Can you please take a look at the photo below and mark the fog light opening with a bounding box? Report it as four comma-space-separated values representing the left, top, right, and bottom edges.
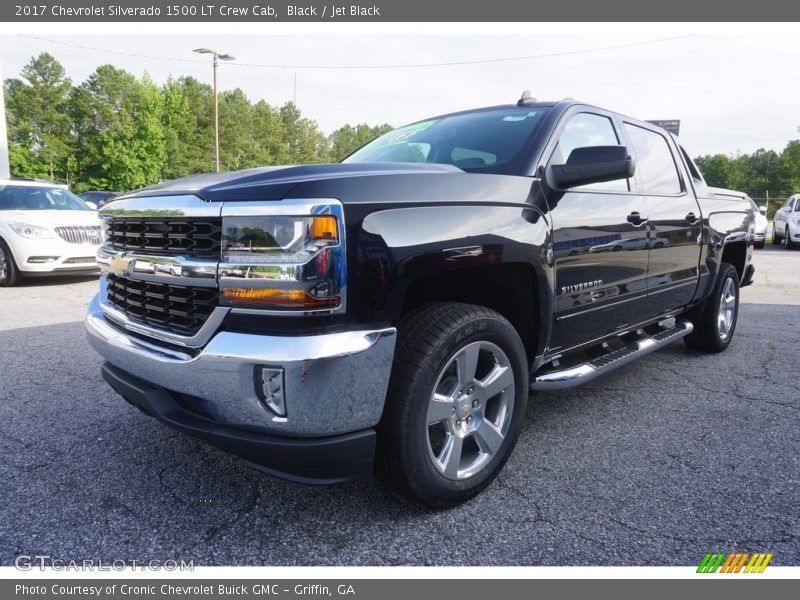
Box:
27, 256, 60, 263
254, 366, 286, 417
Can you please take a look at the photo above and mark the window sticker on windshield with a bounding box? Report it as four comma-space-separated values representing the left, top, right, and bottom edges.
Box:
502, 112, 538, 122
378, 120, 437, 145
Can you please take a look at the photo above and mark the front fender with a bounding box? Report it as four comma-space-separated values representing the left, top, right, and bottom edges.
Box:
348, 203, 553, 356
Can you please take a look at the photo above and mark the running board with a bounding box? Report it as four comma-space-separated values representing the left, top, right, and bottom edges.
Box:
531, 320, 694, 391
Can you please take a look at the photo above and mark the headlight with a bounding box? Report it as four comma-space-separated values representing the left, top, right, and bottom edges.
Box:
8, 221, 52, 239
219, 201, 346, 313
793, 218, 800, 226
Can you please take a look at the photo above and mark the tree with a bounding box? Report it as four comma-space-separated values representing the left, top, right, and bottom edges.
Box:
4, 53, 74, 181
280, 102, 329, 163
770, 141, 800, 196
160, 76, 215, 177
328, 122, 393, 162
70, 65, 166, 191
3, 53, 397, 189
694, 154, 738, 190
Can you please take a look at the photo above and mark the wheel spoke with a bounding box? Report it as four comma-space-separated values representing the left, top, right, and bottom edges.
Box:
455, 343, 480, 387
478, 364, 514, 400
718, 313, 728, 337
438, 434, 464, 479
427, 393, 454, 424
474, 419, 505, 455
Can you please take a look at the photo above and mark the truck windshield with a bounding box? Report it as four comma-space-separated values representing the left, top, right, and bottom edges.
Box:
343, 107, 548, 175
0, 185, 91, 211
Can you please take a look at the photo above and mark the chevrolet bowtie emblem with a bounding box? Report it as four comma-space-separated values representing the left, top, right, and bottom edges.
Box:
109, 252, 131, 277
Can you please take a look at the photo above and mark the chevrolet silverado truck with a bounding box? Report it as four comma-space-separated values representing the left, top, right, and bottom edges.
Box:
86, 96, 755, 507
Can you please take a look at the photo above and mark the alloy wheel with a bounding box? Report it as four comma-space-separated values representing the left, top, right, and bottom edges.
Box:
717, 277, 737, 341
0, 245, 7, 282
425, 341, 515, 480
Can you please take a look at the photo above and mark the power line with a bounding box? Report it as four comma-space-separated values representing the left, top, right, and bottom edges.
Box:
19, 34, 696, 70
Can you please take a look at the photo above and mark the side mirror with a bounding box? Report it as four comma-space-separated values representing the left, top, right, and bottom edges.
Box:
758, 205, 767, 214
548, 145, 635, 189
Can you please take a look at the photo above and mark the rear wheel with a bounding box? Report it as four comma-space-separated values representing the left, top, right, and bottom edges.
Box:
377, 302, 528, 508
0, 240, 21, 287
684, 262, 739, 353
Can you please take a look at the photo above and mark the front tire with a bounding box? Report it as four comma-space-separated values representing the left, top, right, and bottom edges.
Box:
771, 223, 781, 245
684, 263, 739, 353
377, 302, 528, 508
784, 226, 796, 249
0, 240, 21, 287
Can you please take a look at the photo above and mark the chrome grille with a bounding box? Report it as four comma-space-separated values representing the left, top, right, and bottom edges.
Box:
106, 274, 218, 336
55, 226, 102, 245
104, 218, 222, 256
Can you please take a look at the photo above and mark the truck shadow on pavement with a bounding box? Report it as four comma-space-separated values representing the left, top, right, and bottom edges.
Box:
0, 304, 797, 566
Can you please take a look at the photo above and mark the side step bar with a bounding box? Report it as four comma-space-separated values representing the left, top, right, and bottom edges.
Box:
531, 320, 694, 391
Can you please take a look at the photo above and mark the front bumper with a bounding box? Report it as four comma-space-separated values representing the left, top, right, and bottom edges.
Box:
86, 293, 397, 437
9, 236, 100, 274
87, 291, 396, 482
101, 363, 376, 483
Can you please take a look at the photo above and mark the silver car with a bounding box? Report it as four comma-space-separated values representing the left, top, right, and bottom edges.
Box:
772, 194, 800, 249
747, 197, 768, 248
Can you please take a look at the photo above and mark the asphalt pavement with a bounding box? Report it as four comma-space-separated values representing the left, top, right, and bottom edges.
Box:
1, 245, 798, 566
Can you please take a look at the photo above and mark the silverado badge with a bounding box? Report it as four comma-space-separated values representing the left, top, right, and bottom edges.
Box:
561, 280, 603, 295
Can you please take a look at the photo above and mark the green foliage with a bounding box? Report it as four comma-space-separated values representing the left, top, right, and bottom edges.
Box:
329, 122, 393, 162
695, 147, 796, 199
3, 53, 393, 192
4, 53, 74, 182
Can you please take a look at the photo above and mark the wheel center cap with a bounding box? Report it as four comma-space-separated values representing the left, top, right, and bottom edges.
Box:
456, 399, 472, 419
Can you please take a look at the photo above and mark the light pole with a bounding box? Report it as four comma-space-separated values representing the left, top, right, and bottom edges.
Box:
194, 48, 236, 173
0, 62, 10, 179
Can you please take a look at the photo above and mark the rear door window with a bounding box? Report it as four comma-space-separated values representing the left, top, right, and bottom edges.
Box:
623, 123, 683, 195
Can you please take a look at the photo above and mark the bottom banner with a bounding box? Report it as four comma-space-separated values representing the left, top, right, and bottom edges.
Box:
3, 579, 794, 600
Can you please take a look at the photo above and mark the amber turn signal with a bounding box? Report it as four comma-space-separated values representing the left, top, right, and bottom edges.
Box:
221, 287, 340, 309
309, 215, 338, 241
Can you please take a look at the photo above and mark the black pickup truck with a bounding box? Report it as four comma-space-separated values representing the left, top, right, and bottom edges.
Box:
86, 96, 755, 507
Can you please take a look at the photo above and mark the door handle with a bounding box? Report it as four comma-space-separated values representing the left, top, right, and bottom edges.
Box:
685, 212, 699, 224
627, 211, 646, 226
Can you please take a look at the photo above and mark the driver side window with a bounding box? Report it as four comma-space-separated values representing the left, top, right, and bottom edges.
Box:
549, 112, 629, 192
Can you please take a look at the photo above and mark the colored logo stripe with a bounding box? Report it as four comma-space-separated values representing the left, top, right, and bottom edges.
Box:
697, 552, 773, 573
745, 553, 773, 573
697, 553, 726, 573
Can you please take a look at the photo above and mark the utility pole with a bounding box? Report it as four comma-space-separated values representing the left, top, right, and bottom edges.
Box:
193, 48, 236, 173
765, 154, 774, 212
0, 63, 10, 179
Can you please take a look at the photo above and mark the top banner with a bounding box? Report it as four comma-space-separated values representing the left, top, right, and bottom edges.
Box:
3, 0, 800, 22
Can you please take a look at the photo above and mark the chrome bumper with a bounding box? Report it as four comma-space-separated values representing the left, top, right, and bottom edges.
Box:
85, 293, 397, 436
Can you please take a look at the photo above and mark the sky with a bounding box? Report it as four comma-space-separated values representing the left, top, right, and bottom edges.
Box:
1, 33, 798, 157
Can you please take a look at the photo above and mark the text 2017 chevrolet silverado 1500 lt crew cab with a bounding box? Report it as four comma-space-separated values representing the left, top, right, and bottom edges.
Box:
86, 96, 755, 507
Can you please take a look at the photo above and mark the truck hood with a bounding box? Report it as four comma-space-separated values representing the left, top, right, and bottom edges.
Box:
117, 163, 465, 203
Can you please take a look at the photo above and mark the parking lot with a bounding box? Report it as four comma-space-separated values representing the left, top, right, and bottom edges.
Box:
1, 245, 798, 566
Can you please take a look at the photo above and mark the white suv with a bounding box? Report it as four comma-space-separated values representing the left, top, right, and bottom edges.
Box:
0, 179, 102, 286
